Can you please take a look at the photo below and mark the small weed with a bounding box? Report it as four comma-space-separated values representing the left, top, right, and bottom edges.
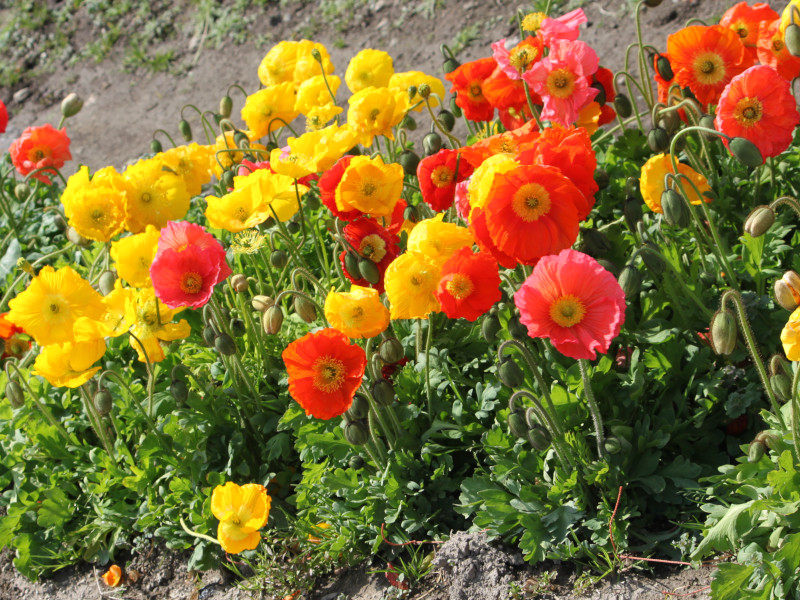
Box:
449, 23, 481, 57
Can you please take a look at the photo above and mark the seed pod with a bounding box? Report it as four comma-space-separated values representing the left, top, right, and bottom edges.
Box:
618, 265, 642, 299
286, 221, 301, 235
786, 24, 800, 57
371, 378, 395, 407
358, 258, 380, 285
294, 296, 317, 323
379, 337, 404, 364
398, 150, 421, 176
220, 95, 233, 119
481, 314, 502, 343
507, 315, 528, 340
507, 409, 529, 438
98, 270, 117, 296
710, 309, 737, 355
399, 115, 417, 131
437, 110, 456, 132
61, 93, 84, 118
661, 189, 689, 227
270, 249, 289, 269
748, 440, 766, 463
263, 306, 284, 334
94, 389, 113, 416
729, 137, 763, 167
344, 421, 370, 446
771, 373, 792, 402
594, 168, 610, 190
344, 252, 361, 279
774, 279, 799, 311
179, 119, 193, 142
230, 273, 249, 293
203, 325, 217, 346
527, 424, 552, 451
443, 57, 460, 74
743, 206, 775, 238
349, 454, 365, 469
214, 333, 237, 356
498, 357, 525, 388
230, 318, 246, 337
647, 127, 670, 153
251, 295, 275, 312
640, 243, 665, 275
170, 379, 189, 404
5, 381, 24, 408
346, 394, 370, 421
614, 94, 633, 119
423, 132, 443, 156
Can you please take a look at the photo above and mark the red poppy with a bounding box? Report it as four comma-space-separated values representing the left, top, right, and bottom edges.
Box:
757, 19, 800, 81
0, 312, 30, 361
517, 126, 597, 220
339, 217, 400, 293
715, 65, 800, 159
666, 25, 752, 106
417, 149, 475, 212
436, 248, 501, 321
482, 67, 533, 112
720, 1, 778, 60
319, 155, 363, 221
468, 206, 518, 270
282, 328, 366, 420
0, 100, 7, 134
445, 57, 497, 122
460, 120, 540, 167
9, 124, 72, 184
514, 249, 626, 360
592, 67, 617, 125
498, 106, 535, 130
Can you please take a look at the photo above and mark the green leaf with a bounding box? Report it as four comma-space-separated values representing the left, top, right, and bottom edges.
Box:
36, 488, 71, 532
710, 563, 756, 600
692, 501, 755, 559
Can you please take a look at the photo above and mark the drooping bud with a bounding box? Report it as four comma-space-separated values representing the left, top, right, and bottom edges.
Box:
498, 357, 525, 388
710, 309, 737, 355
270, 249, 289, 269
661, 189, 689, 227
400, 115, 417, 131
170, 379, 189, 404
698, 114, 717, 140
776, 271, 800, 310
214, 333, 237, 356
230, 273, 249, 293
150, 139, 163, 154
640, 243, 665, 275
263, 305, 284, 334
647, 127, 670, 153
590, 82, 606, 106
655, 54, 673, 81
594, 168, 610, 190
442, 57, 460, 74
658, 110, 680, 135
358, 258, 380, 285
294, 296, 317, 323
785, 24, 800, 57
202, 324, 217, 346
613, 94, 633, 119
343, 252, 361, 279
748, 440, 766, 463
219, 95, 233, 119
286, 221, 301, 235
179, 119, 193, 142
481, 314, 502, 343
94, 388, 113, 416
66, 226, 92, 247
578, 228, 611, 258
344, 420, 370, 446
423, 132, 443, 156
406, 85, 418, 100
61, 93, 84, 118
346, 394, 370, 421
604, 436, 622, 454
527, 424, 552, 451
729, 137, 763, 167
5, 381, 24, 409
379, 337, 405, 364
398, 150, 421, 176
596, 259, 620, 278
349, 454, 365, 469
449, 96, 462, 118
743, 205, 775, 238
230, 318, 246, 337
14, 182, 30, 200
771, 373, 792, 402
371, 378, 395, 407
251, 295, 275, 312
507, 314, 528, 340
618, 265, 642, 299
98, 270, 117, 295
437, 110, 456, 132
623, 194, 643, 232
507, 407, 529, 438
221, 170, 235, 189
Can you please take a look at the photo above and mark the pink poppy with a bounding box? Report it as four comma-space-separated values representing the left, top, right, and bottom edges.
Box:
539, 8, 587, 46
514, 249, 626, 360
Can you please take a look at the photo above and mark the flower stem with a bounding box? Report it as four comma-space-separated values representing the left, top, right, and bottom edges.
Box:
579, 359, 605, 459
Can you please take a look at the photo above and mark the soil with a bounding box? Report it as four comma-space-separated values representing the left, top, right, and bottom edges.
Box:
0, 0, 782, 598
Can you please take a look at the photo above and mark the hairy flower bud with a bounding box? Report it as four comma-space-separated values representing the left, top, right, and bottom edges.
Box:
710, 309, 737, 355
743, 206, 775, 238
270, 249, 289, 269
423, 132, 443, 156
219, 95, 233, 119
293, 296, 317, 323
647, 127, 670, 153
785, 24, 800, 57
507, 408, 528, 438
61, 93, 84, 118
170, 379, 189, 404
379, 337, 404, 364
346, 394, 370, 421
776, 271, 800, 310
230, 273, 249, 293
661, 189, 689, 227
94, 388, 113, 416
5, 381, 24, 409
263, 306, 284, 334
98, 270, 117, 296
344, 420, 370, 446
527, 424, 551, 451
251, 295, 275, 312
481, 314, 502, 343
417, 83, 431, 98
398, 150, 421, 176
358, 258, 380, 285
371, 378, 395, 407
498, 357, 525, 388
179, 119, 193, 142
214, 333, 237, 356
618, 265, 642, 299
729, 137, 763, 167
655, 54, 674, 81
613, 94, 633, 119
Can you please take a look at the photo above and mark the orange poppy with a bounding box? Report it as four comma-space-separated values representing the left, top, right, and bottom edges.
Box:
282, 328, 367, 420
445, 57, 497, 122
757, 19, 800, 81
720, 1, 778, 60
436, 248, 501, 322
482, 67, 533, 112
101, 565, 123, 587
9, 124, 71, 184
666, 25, 752, 106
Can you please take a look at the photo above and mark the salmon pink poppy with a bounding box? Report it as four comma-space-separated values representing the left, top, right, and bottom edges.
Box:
757, 19, 800, 81
491, 36, 544, 80
282, 328, 366, 420
9, 124, 72, 184
417, 149, 475, 212
538, 8, 587, 46
715, 65, 800, 159
720, 1, 778, 60
514, 249, 626, 360
436, 248, 501, 321
445, 57, 497, 122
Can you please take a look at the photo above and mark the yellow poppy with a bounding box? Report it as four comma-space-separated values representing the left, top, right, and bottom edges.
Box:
294, 124, 357, 170
384, 252, 442, 320
126, 287, 191, 363
241, 82, 300, 140
306, 104, 343, 132
324, 285, 390, 338
211, 482, 271, 554
345, 48, 394, 93
268, 146, 318, 180
111, 225, 160, 288
347, 87, 407, 147
123, 157, 191, 232
388, 71, 446, 111
295, 74, 341, 114
293, 40, 335, 84
32, 338, 106, 388
61, 165, 127, 242
160, 143, 215, 197
639, 153, 711, 214
335, 155, 404, 217
407, 215, 474, 267
466, 153, 518, 214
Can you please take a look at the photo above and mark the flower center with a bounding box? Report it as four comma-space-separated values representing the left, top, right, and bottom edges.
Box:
693, 52, 726, 85
468, 83, 483, 99
522, 12, 546, 32
236, 206, 249, 222
32, 148, 47, 161
350, 306, 365, 322
733, 23, 748, 39
772, 36, 785, 53
91, 209, 105, 223
180, 272, 203, 294
360, 234, 387, 262
431, 165, 453, 188
360, 180, 377, 197
141, 192, 152, 204
545, 69, 575, 99
313, 356, 346, 393
369, 108, 381, 121
733, 97, 763, 127
445, 273, 474, 300
510, 46, 537, 73
549, 295, 586, 327
511, 182, 551, 222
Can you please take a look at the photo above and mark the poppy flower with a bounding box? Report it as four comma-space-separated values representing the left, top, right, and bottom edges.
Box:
523, 39, 599, 126
211, 482, 271, 554
406, 215, 474, 267
101, 565, 123, 587
482, 67, 533, 113
514, 249, 626, 360
538, 8, 587, 46
416, 149, 475, 212
715, 65, 800, 159
345, 48, 394, 93
0, 100, 7, 134
666, 25, 752, 106
336, 155, 404, 217
282, 328, 366, 419
720, 1, 778, 60
0, 313, 30, 361
639, 153, 711, 213
111, 226, 161, 288
9, 124, 72, 184
592, 66, 617, 125
324, 285, 390, 339
468, 206, 518, 270
492, 36, 545, 80
156, 221, 231, 269
384, 252, 442, 320
347, 87, 406, 147
445, 57, 498, 122
33, 339, 107, 388
320, 155, 362, 221
126, 288, 190, 363
241, 82, 300, 140
161, 143, 215, 197
483, 164, 583, 265
757, 19, 800, 81
123, 156, 191, 233
339, 217, 400, 293
388, 70, 446, 111
436, 248, 501, 321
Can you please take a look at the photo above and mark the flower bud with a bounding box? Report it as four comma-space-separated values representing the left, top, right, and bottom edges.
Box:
263, 305, 284, 334
658, 110, 680, 135
423, 132, 443, 156
481, 314, 502, 343
417, 83, 431, 98
590, 82, 606, 106
771, 373, 792, 402
233, 131, 249, 147
346, 394, 370, 421
294, 296, 317, 323
498, 357, 525, 388
748, 440, 766, 463
170, 379, 189, 404
449, 96, 462, 118
343, 252, 361, 279
743, 206, 775, 238
640, 242, 665, 274
286, 221, 301, 235
150, 139, 163, 154
358, 258, 380, 285
398, 150, 421, 175
251, 295, 275, 312
5, 381, 24, 409
94, 389, 113, 416
578, 228, 611, 258
729, 137, 763, 167
655, 54, 673, 81
775, 271, 800, 310
507, 314, 528, 340
14, 182, 31, 200
406, 85, 418, 100
507, 409, 528, 438
710, 309, 737, 355
437, 110, 456, 132
786, 24, 800, 57
614, 94, 633, 119
230, 273, 249, 293
379, 337, 404, 364
594, 168, 610, 190
527, 424, 551, 451
178, 119, 193, 142
16, 258, 34, 276
400, 115, 417, 130
311, 48, 322, 62
221, 170, 235, 189
66, 226, 92, 247
698, 114, 717, 140
442, 57, 460, 74
755, 430, 779, 449
596, 259, 620, 278
623, 194, 643, 231
230, 318, 246, 337
661, 189, 689, 227
647, 127, 670, 153
604, 436, 622, 454
270, 249, 289, 269
214, 332, 237, 355
349, 454, 365, 469
202, 324, 217, 346
344, 420, 370, 446
371, 378, 395, 407
61, 93, 84, 118
618, 265, 642, 300
220, 95, 233, 119
98, 270, 117, 295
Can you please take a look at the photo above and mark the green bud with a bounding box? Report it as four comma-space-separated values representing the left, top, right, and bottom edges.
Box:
618, 265, 641, 300
406, 85, 418, 100
481, 314, 502, 343
450, 97, 462, 118
647, 127, 670, 153
785, 24, 800, 57
613, 94, 633, 119
398, 150, 421, 176
61, 93, 84, 118
604, 436, 622, 454
14, 182, 31, 200
5, 381, 24, 409
596, 259, 620, 278
710, 309, 737, 356
358, 258, 380, 285
221, 170, 235, 189
251, 295, 275, 312
98, 270, 117, 296
698, 114, 717, 140
423, 132, 443, 156
263, 306, 284, 334
655, 55, 673, 81
270, 249, 289, 269
372, 378, 395, 407
640, 242, 665, 274
179, 119, 193, 142
623, 194, 643, 231
149, 139, 163, 155
230, 318, 246, 337
286, 221, 301, 235
399, 115, 417, 131
507, 315, 528, 340
443, 57, 460, 74
203, 325, 217, 346
661, 189, 689, 227
344, 421, 370, 446
214, 333, 237, 356
498, 358, 525, 388
349, 454, 365, 469
220, 95, 233, 119
293, 296, 317, 323
417, 83, 431, 98
437, 110, 456, 132
234, 131, 249, 147
344, 252, 361, 279
230, 273, 249, 293
658, 110, 680, 135
66, 226, 92, 247
594, 168, 610, 190
507, 410, 529, 438
743, 206, 775, 238
771, 373, 792, 403
94, 389, 113, 416
729, 137, 763, 167
170, 379, 189, 404
527, 424, 551, 451
346, 394, 370, 421
748, 440, 766, 463
590, 82, 606, 106
379, 337, 405, 364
